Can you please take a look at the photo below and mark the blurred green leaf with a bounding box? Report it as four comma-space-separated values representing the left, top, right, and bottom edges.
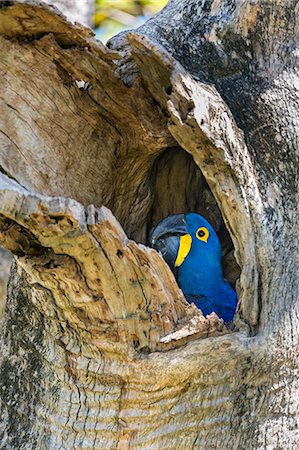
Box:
94, 0, 168, 43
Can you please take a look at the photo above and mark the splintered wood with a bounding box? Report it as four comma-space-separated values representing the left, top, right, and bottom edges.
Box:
0, 173, 226, 354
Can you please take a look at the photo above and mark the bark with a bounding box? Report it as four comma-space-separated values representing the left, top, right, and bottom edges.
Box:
0, 0, 90, 318
0, 1, 298, 449
0, 248, 11, 316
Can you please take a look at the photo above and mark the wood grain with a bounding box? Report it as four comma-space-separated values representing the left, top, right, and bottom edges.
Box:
0, 1, 298, 449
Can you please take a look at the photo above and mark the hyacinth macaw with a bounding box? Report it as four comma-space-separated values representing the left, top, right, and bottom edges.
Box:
150, 213, 237, 323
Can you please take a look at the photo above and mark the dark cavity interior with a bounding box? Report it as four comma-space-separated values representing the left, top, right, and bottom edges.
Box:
147, 148, 240, 287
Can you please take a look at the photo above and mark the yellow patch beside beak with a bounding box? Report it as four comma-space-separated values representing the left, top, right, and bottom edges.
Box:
175, 234, 192, 267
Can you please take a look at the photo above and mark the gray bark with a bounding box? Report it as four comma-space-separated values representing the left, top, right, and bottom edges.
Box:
0, 248, 11, 316
0, 1, 298, 449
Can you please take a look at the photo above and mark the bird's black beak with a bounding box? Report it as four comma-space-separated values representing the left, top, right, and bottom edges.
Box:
149, 214, 189, 271
149, 214, 187, 246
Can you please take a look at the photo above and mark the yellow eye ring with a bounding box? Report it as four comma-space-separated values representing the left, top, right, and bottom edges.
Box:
196, 227, 209, 243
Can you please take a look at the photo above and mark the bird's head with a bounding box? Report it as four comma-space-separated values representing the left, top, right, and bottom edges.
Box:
149, 213, 222, 273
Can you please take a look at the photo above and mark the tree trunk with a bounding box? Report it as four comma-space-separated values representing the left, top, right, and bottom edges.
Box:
0, 0, 91, 319
0, 247, 11, 316
0, 1, 298, 449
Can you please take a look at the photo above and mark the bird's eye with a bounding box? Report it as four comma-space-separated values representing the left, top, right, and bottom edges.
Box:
196, 227, 209, 243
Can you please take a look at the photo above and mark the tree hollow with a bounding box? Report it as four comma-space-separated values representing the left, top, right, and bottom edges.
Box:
147, 147, 241, 287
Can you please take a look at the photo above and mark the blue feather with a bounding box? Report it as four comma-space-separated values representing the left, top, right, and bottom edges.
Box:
150, 213, 237, 323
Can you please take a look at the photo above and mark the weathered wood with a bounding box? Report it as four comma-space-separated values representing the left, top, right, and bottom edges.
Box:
0, 1, 298, 449
0, 172, 226, 353
0, 247, 11, 316
0, 0, 93, 317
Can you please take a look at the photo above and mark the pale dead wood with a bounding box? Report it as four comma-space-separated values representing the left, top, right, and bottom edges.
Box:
0, 172, 227, 354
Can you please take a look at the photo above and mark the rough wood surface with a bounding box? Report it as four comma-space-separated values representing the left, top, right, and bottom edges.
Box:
0, 247, 12, 316
0, 0, 90, 320
0, 1, 298, 449
0, 172, 226, 353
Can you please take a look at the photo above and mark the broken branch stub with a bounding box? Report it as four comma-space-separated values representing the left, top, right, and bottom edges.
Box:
0, 173, 226, 353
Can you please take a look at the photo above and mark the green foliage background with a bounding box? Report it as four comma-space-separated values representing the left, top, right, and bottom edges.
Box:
94, 0, 168, 42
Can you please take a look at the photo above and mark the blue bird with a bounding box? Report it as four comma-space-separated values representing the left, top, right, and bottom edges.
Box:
150, 213, 237, 323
